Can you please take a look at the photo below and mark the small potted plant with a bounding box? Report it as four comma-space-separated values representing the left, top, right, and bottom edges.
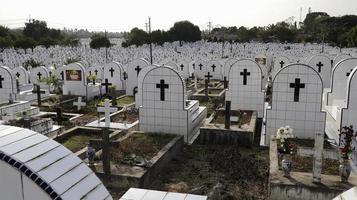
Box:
339, 126, 354, 182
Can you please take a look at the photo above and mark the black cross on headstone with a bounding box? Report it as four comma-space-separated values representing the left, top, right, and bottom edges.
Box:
199, 63, 203, 70
0, 75, 4, 88
180, 64, 184, 71
89, 71, 92, 75
60, 71, 64, 80
133, 87, 138, 100
316, 61, 324, 73
123, 72, 128, 80
192, 63, 195, 70
346, 69, 353, 77
156, 79, 169, 101
205, 72, 213, 82
135, 65, 141, 76
37, 72, 42, 80
223, 76, 228, 88
94, 69, 98, 76
279, 60, 285, 68
289, 78, 305, 102
15, 72, 20, 78
211, 64, 216, 72
109, 68, 115, 77
240, 69, 251, 85
101, 78, 112, 93
189, 73, 195, 79
49, 71, 52, 76
16, 79, 20, 93
204, 79, 209, 100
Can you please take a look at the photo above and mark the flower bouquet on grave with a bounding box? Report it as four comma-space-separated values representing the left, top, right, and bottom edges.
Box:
339, 126, 354, 182
276, 126, 295, 177
277, 126, 295, 155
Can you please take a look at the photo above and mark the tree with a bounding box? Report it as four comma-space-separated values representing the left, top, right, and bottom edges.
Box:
0, 37, 13, 51
169, 21, 201, 45
89, 34, 110, 49
345, 26, 357, 47
151, 30, 165, 45
23, 19, 49, 41
14, 36, 37, 53
125, 28, 149, 47
40, 37, 58, 48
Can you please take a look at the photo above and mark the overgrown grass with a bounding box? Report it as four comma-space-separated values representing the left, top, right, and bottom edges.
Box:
62, 134, 101, 152
117, 96, 134, 105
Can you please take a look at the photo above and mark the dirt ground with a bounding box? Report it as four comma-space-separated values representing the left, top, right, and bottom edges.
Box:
71, 113, 98, 126
111, 112, 138, 124
147, 145, 269, 200
107, 120, 269, 200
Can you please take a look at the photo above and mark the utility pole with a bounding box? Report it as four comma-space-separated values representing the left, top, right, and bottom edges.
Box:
149, 17, 153, 65
105, 30, 108, 63
145, 22, 149, 32
321, 33, 325, 53
207, 20, 212, 34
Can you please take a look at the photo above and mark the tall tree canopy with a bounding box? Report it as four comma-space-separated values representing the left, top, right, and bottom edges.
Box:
89, 33, 111, 49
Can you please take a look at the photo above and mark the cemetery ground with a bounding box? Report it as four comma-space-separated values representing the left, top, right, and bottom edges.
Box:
107, 136, 270, 200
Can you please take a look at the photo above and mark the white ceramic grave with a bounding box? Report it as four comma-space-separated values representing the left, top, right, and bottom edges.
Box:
0, 125, 113, 200
265, 64, 326, 144
62, 62, 104, 99
12, 66, 29, 86
103, 61, 125, 91
272, 56, 290, 79
326, 58, 357, 107
29, 66, 50, 86
206, 60, 223, 80
226, 59, 265, 117
176, 59, 190, 79
307, 54, 332, 88
0, 66, 16, 104
126, 58, 149, 96
194, 60, 207, 79
137, 65, 206, 143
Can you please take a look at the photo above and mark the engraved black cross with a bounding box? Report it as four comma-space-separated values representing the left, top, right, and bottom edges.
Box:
279, 60, 285, 68
135, 66, 141, 76
37, 72, 42, 80
240, 69, 250, 85
289, 78, 305, 102
211, 64, 216, 72
156, 79, 169, 101
0, 75, 4, 88
109, 68, 115, 77
180, 64, 184, 71
316, 61, 323, 73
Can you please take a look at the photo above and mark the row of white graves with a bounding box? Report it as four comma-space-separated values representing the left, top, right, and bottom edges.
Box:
0, 66, 41, 120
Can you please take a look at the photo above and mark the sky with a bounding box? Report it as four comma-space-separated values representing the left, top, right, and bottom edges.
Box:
1, 0, 357, 32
